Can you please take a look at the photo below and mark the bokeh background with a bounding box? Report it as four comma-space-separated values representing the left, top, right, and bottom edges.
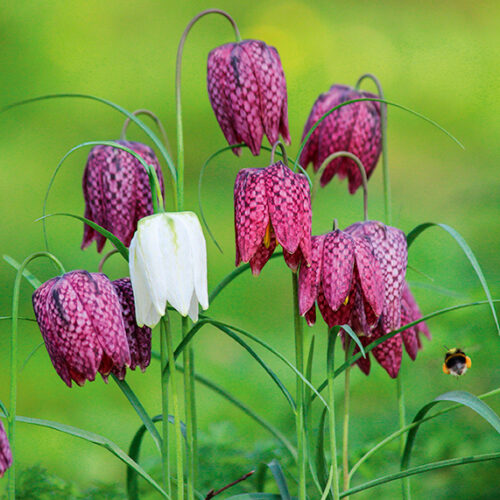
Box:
1, 0, 499, 498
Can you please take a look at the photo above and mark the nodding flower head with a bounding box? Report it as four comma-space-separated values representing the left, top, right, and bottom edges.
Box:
234, 161, 311, 275
300, 84, 381, 194
82, 141, 165, 252
298, 228, 384, 329
111, 278, 152, 379
32, 271, 131, 387
0, 421, 12, 478
207, 39, 290, 156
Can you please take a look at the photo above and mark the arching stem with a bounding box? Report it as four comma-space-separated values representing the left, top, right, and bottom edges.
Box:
98, 249, 118, 274
270, 141, 289, 166
175, 8, 241, 210
9, 252, 65, 499
355, 73, 389, 223
311, 151, 369, 221
120, 109, 172, 155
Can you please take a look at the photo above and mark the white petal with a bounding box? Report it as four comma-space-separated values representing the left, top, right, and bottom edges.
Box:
187, 291, 199, 322
181, 212, 209, 310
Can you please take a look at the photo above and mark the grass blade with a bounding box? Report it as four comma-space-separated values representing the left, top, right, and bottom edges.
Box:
320, 466, 335, 500
401, 390, 500, 470
341, 325, 366, 358
407, 222, 499, 334
3, 255, 43, 288
316, 408, 329, 492
267, 459, 291, 500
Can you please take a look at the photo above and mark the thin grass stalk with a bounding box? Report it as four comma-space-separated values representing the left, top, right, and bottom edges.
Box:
292, 273, 307, 500
160, 319, 172, 497
342, 340, 354, 497
327, 328, 340, 499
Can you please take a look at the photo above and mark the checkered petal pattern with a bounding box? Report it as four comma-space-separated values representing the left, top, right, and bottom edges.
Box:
234, 161, 312, 275
111, 278, 151, 379
0, 421, 12, 478
32, 271, 131, 387
207, 40, 290, 156
347, 221, 407, 333
299, 84, 381, 194
82, 140, 165, 252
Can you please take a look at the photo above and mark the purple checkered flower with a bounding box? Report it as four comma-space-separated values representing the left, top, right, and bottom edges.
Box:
234, 161, 311, 275
207, 39, 290, 156
32, 271, 131, 387
0, 421, 12, 478
111, 278, 152, 379
299, 84, 381, 194
82, 141, 165, 252
346, 282, 430, 378
298, 229, 384, 328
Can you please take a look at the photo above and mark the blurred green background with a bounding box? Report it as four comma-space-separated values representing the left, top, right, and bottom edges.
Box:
1, 0, 499, 498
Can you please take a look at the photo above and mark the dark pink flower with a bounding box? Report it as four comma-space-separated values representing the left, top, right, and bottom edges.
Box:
0, 420, 12, 478
234, 161, 311, 275
346, 282, 430, 378
345, 221, 407, 334
299, 84, 381, 194
111, 278, 151, 379
82, 141, 165, 252
207, 39, 290, 156
32, 271, 131, 387
298, 229, 384, 328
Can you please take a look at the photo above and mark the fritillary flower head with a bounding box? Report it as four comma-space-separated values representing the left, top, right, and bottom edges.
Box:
111, 278, 152, 379
207, 39, 290, 156
32, 271, 131, 387
300, 84, 381, 194
234, 161, 311, 275
82, 141, 165, 252
298, 228, 384, 329
0, 420, 12, 478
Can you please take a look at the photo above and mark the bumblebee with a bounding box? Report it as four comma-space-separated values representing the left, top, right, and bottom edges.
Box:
442, 348, 471, 376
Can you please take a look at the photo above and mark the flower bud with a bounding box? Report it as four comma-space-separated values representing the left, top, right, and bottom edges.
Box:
32, 271, 131, 387
207, 40, 290, 156
129, 212, 209, 327
82, 141, 165, 252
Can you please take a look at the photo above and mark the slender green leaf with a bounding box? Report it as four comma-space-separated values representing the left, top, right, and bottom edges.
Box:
21, 341, 45, 371
37, 213, 129, 261
0, 317, 37, 323
407, 222, 499, 334
127, 414, 186, 500
3, 255, 42, 288
341, 452, 500, 498
0, 93, 177, 181
226, 494, 284, 500
0, 400, 8, 418
316, 408, 329, 491
14, 414, 168, 498
267, 459, 291, 500
111, 375, 162, 453
320, 466, 335, 500
313, 299, 500, 398
340, 324, 366, 358
402, 391, 500, 470
254, 463, 268, 493
407, 281, 466, 299
209, 253, 282, 303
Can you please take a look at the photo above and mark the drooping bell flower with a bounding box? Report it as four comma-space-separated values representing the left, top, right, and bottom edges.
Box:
234, 161, 311, 275
345, 221, 407, 334
0, 421, 12, 478
299, 84, 381, 194
32, 271, 131, 387
207, 39, 290, 156
111, 278, 152, 379
82, 141, 165, 252
345, 282, 430, 378
298, 229, 384, 328
129, 212, 209, 327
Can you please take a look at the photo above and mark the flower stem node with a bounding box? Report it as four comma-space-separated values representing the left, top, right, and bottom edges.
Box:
129, 212, 209, 327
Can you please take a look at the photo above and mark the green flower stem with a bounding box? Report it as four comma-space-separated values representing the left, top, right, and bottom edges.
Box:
120, 108, 172, 155
175, 8, 241, 210
327, 328, 341, 500
342, 340, 355, 497
160, 318, 172, 497
182, 317, 196, 500
397, 376, 411, 499
311, 151, 368, 221
349, 387, 500, 481
162, 316, 184, 500
98, 249, 118, 273
292, 273, 307, 500
270, 141, 289, 166
9, 252, 65, 500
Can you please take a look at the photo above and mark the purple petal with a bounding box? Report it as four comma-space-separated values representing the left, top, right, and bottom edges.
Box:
249, 233, 277, 276
370, 323, 403, 378
0, 420, 12, 478
298, 235, 326, 315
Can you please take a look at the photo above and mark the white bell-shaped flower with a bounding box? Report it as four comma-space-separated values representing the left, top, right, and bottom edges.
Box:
129, 212, 209, 327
